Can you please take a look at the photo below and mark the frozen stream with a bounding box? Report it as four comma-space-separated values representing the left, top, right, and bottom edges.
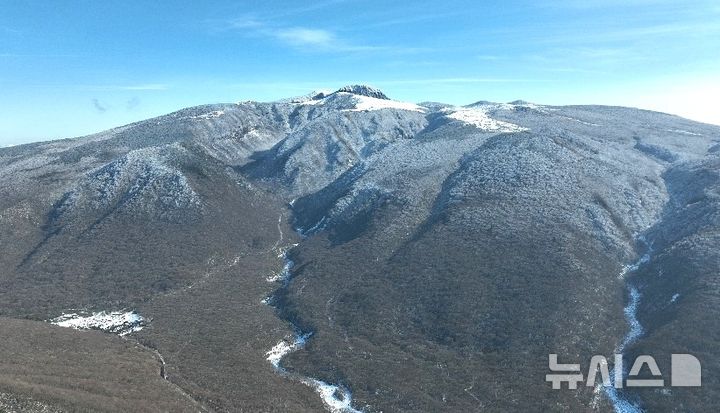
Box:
603, 238, 652, 413
264, 246, 363, 413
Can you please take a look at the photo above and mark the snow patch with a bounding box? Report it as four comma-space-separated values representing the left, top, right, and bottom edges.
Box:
619, 237, 652, 279
297, 98, 325, 106
290, 95, 327, 106
195, 110, 225, 120
499, 102, 543, 111
347, 95, 425, 113
558, 115, 600, 126
299, 216, 328, 237
668, 129, 702, 136
618, 251, 650, 279
174, 110, 226, 121
287, 90, 332, 104
266, 332, 312, 369
50, 310, 145, 336
469, 101, 554, 114
290, 91, 424, 113
443, 107, 528, 133
266, 253, 294, 283
308, 380, 363, 413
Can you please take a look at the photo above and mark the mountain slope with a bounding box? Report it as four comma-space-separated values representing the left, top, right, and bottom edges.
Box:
0, 86, 718, 412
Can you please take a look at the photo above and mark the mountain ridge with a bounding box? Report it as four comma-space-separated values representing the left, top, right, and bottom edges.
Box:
5, 84, 716, 154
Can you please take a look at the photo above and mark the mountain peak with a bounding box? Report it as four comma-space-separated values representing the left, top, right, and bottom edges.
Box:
333, 85, 389, 100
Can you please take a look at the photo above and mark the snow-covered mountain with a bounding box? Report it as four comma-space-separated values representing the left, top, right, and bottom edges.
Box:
1, 85, 718, 413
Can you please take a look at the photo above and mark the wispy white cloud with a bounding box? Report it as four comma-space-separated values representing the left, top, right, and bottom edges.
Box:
224, 17, 263, 30
476, 55, 503, 61
372, 77, 551, 85
247, 0, 352, 19
352, 11, 464, 29
0, 52, 77, 58
269, 26, 395, 52
272, 27, 337, 49
475, 2, 720, 50
591, 21, 720, 41
76, 83, 169, 91
535, 0, 713, 9
9, 83, 170, 92
214, 15, 410, 53
526, 46, 641, 64
1, 26, 21, 34
117, 83, 169, 91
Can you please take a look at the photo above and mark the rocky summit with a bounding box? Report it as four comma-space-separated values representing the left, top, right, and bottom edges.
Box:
333, 84, 390, 100
0, 86, 719, 413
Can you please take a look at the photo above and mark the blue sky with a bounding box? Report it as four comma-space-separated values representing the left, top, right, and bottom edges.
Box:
1, 0, 719, 145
